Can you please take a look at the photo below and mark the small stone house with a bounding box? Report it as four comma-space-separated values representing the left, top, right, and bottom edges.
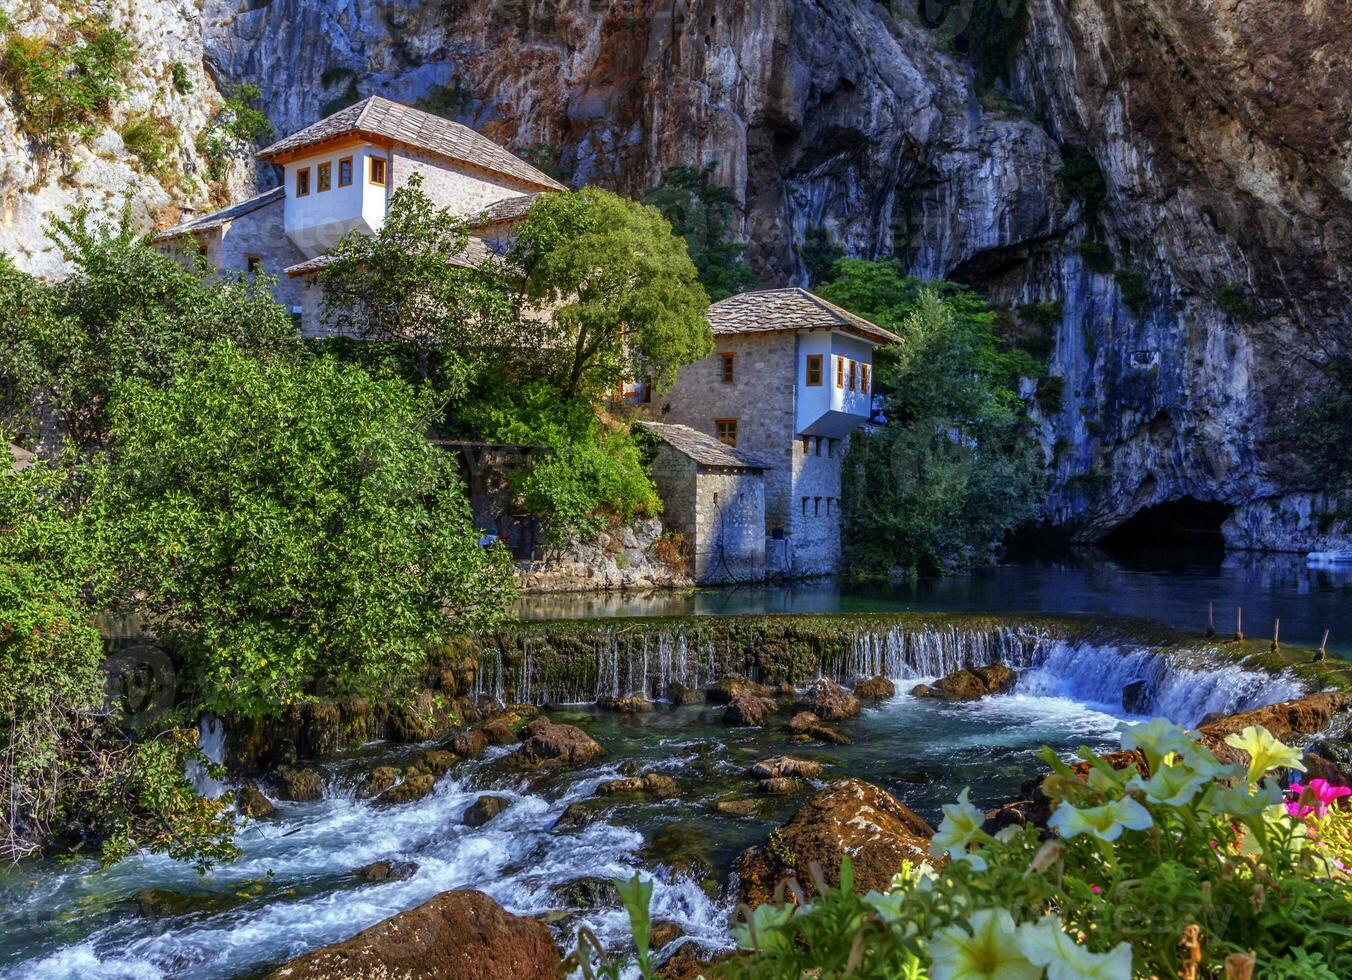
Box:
639, 422, 773, 584
153, 96, 564, 335
645, 288, 899, 580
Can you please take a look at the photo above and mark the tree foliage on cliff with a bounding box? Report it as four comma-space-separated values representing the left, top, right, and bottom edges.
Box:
820, 260, 1043, 577
644, 164, 757, 301
95, 343, 516, 718
512, 187, 713, 398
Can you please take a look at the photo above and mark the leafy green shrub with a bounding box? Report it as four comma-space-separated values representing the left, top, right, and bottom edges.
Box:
96, 343, 516, 718
1076, 239, 1114, 274
1114, 269, 1151, 315
3, 205, 300, 449
1217, 282, 1258, 321
0, 14, 133, 147
802, 227, 844, 287
644, 163, 757, 300
1036, 374, 1065, 416
119, 111, 178, 179
464, 379, 661, 546
415, 79, 472, 119
521, 141, 569, 182
818, 262, 1043, 577
1057, 145, 1107, 214
197, 83, 274, 183
169, 60, 192, 94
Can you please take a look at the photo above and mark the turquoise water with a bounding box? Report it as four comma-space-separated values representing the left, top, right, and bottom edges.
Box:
517, 550, 1352, 656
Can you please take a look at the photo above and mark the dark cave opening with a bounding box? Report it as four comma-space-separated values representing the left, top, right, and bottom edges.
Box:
1100, 496, 1234, 554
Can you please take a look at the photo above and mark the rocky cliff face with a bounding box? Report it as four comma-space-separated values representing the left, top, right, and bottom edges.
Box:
4, 0, 1348, 549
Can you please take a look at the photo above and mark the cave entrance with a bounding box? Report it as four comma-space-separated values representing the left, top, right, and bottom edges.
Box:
1100, 496, 1233, 555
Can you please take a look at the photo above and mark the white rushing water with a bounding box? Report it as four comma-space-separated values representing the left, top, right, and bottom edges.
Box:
2, 749, 731, 980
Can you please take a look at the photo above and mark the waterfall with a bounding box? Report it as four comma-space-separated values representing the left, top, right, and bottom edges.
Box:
188, 714, 228, 799
1017, 640, 1309, 727
474, 619, 1313, 723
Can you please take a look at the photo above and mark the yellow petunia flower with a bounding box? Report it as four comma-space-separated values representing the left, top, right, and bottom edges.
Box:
1223, 725, 1306, 784
927, 908, 1041, 980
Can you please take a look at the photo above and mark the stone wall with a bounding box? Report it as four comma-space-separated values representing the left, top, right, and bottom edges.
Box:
214, 199, 311, 326
514, 517, 691, 592
391, 146, 537, 215
693, 467, 766, 583
789, 432, 846, 577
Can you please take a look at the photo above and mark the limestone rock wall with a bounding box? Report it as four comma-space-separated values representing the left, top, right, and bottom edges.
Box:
3, 0, 1349, 550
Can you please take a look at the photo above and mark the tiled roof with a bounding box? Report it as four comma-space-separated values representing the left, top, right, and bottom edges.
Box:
638, 422, 775, 471
257, 96, 566, 191
284, 235, 496, 278
8, 443, 32, 472
153, 187, 285, 242
467, 193, 539, 228
707, 288, 900, 345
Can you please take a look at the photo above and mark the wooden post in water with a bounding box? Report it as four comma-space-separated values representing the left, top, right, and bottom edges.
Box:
1235, 607, 1244, 642
1316, 629, 1329, 663
1205, 601, 1216, 638
1271, 618, 1280, 653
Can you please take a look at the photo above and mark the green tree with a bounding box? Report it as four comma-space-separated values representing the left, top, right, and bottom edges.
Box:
644, 164, 757, 300
197, 83, 274, 184
319, 173, 519, 384
463, 378, 662, 546
0, 455, 236, 870
512, 187, 713, 398
818, 261, 1043, 577
1, 206, 300, 448
96, 343, 515, 718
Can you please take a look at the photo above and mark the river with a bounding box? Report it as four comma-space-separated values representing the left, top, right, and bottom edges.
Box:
0, 550, 1342, 977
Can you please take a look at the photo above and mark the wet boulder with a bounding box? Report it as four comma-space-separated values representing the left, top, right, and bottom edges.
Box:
665, 682, 705, 706
387, 690, 459, 743
649, 921, 685, 950
707, 678, 772, 704
550, 876, 620, 909
713, 798, 763, 818
723, 695, 776, 726
749, 757, 822, 780
734, 779, 933, 907
642, 823, 712, 880
235, 786, 276, 819
480, 719, 516, 746
464, 795, 512, 828
273, 766, 324, 802
912, 664, 1016, 702
418, 750, 459, 777
853, 676, 896, 700
794, 678, 859, 721
759, 777, 799, 795
354, 766, 400, 800
598, 694, 654, 714
511, 718, 606, 770
352, 859, 419, 883
377, 772, 435, 806
1122, 679, 1153, 714
447, 729, 489, 760
598, 772, 680, 798
787, 711, 820, 733
1198, 692, 1352, 755
264, 889, 559, 979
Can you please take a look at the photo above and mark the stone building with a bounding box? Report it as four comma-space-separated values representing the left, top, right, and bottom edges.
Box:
153, 96, 564, 336
639, 422, 772, 583
645, 288, 899, 579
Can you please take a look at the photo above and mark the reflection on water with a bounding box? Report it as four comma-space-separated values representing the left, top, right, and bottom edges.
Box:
516, 548, 1352, 657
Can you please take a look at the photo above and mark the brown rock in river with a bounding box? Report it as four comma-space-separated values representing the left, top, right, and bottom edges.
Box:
264, 889, 559, 979
464, 795, 511, 828
511, 718, 606, 769
793, 678, 860, 721
723, 695, 776, 726
354, 766, 399, 800
447, 729, 489, 759
734, 778, 933, 907
235, 786, 276, 819
377, 773, 436, 806
351, 859, 418, 883
480, 719, 516, 746
853, 676, 896, 700
749, 756, 822, 780
787, 711, 820, 733
597, 694, 654, 713
273, 766, 324, 802
912, 664, 1016, 701
707, 678, 773, 704
418, 750, 459, 776
759, 777, 799, 795
598, 772, 679, 797
1197, 692, 1352, 764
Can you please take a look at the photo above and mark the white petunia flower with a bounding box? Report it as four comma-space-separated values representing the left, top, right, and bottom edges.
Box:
1048, 797, 1153, 842
927, 908, 1041, 980
1128, 761, 1208, 807
1119, 718, 1196, 769
932, 787, 986, 859
1017, 915, 1132, 979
